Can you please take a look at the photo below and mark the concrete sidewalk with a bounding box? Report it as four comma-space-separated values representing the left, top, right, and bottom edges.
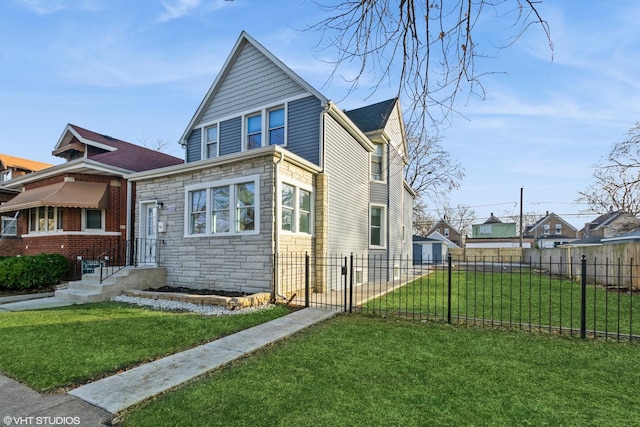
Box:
0, 296, 73, 312
1, 305, 336, 423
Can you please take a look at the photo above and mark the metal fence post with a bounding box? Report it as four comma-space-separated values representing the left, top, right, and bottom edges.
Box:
305, 252, 310, 308
447, 254, 452, 324
349, 253, 354, 313
581, 255, 587, 340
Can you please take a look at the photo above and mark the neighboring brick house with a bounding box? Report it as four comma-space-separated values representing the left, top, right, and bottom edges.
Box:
579, 209, 640, 239
126, 32, 415, 295
426, 219, 463, 246
524, 211, 578, 248
0, 124, 183, 275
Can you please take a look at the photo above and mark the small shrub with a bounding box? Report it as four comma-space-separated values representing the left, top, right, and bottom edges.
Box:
0, 254, 68, 291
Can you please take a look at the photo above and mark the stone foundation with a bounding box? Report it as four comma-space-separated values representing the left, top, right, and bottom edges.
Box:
123, 289, 271, 309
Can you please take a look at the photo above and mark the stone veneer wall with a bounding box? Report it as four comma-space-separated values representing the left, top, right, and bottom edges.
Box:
134, 155, 276, 294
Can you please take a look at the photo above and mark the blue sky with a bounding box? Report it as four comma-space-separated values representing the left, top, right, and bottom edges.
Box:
1, 1, 640, 229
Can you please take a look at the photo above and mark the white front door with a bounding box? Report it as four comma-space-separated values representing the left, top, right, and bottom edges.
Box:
140, 202, 158, 265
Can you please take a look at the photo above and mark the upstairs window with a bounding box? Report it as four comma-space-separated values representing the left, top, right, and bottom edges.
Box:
0, 170, 11, 182
246, 114, 262, 150
479, 224, 492, 235
268, 107, 285, 145
543, 224, 550, 235
555, 224, 562, 235
371, 143, 384, 181
205, 125, 218, 158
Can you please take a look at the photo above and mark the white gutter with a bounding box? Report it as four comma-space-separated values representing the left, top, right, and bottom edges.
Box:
274, 150, 287, 302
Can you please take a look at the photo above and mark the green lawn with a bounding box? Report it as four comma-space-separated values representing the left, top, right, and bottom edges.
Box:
0, 302, 290, 391
363, 269, 640, 338
121, 315, 640, 427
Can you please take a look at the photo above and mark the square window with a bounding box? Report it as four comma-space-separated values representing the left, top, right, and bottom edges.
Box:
1, 216, 17, 236
85, 209, 103, 230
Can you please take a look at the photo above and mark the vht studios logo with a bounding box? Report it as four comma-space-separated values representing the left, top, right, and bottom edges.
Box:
3, 416, 81, 425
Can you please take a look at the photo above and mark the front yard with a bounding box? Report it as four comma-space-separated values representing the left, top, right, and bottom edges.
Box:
0, 302, 290, 391
120, 315, 640, 426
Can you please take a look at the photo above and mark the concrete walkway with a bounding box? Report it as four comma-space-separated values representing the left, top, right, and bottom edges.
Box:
0, 301, 336, 423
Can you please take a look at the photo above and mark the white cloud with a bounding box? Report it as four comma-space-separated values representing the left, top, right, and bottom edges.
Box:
156, 0, 202, 23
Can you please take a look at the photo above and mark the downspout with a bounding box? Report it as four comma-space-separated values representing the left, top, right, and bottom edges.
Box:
126, 180, 133, 265
274, 149, 286, 301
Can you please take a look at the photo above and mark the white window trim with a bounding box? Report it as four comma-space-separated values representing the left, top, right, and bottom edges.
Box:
184, 174, 260, 237
82, 208, 105, 232
279, 179, 313, 235
27, 207, 64, 235
369, 204, 386, 249
1, 216, 17, 236
370, 142, 386, 182
201, 123, 219, 159
242, 104, 287, 151
1, 170, 12, 182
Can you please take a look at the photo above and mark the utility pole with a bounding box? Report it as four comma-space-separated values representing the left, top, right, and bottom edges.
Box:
519, 187, 523, 248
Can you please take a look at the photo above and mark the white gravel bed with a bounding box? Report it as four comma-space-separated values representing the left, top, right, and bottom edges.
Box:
111, 295, 273, 315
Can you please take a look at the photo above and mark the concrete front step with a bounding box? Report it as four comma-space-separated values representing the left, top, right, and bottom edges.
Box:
54, 288, 104, 303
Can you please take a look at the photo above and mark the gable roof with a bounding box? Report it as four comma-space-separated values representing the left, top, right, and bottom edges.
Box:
484, 213, 503, 224
582, 210, 631, 232
526, 211, 578, 233
426, 218, 460, 236
345, 98, 398, 133
0, 153, 52, 172
56, 124, 183, 172
179, 31, 328, 146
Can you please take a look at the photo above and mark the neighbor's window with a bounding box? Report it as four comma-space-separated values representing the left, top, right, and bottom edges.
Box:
543, 224, 550, 235
205, 125, 218, 158
281, 183, 312, 234
1, 216, 17, 236
28, 207, 63, 233
371, 143, 384, 181
246, 114, 262, 150
370, 206, 385, 247
555, 224, 562, 234
186, 177, 259, 236
268, 107, 285, 145
479, 224, 492, 235
0, 170, 11, 182
83, 209, 104, 231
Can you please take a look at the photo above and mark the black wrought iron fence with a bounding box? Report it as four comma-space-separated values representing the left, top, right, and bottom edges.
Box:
277, 253, 639, 342
72, 238, 161, 282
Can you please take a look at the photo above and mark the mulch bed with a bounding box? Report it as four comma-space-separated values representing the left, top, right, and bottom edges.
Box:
145, 286, 250, 298
0, 286, 56, 298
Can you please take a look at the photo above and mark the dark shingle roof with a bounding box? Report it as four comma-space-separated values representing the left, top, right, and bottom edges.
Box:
70, 124, 184, 172
344, 98, 397, 133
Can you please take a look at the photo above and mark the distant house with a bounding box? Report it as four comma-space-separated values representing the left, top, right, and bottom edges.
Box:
426, 218, 463, 246
0, 124, 183, 269
126, 32, 415, 295
0, 153, 53, 183
579, 209, 640, 239
525, 211, 577, 248
466, 213, 532, 248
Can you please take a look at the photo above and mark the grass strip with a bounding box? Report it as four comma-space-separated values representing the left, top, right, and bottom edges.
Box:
0, 302, 290, 391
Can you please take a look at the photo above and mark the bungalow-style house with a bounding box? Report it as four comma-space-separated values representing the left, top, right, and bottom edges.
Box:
466, 213, 533, 248
0, 153, 53, 183
126, 31, 414, 296
0, 124, 183, 270
524, 211, 578, 248
426, 218, 463, 246
579, 209, 640, 239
